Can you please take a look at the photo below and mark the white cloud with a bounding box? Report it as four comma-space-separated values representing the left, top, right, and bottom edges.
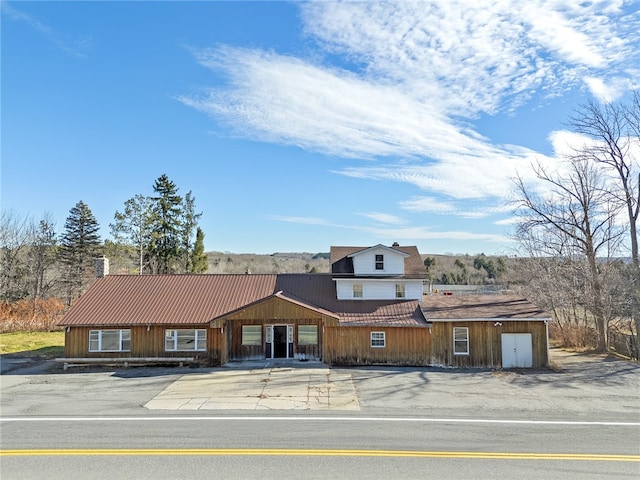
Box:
584, 76, 632, 102
181, 0, 639, 220
359, 212, 407, 225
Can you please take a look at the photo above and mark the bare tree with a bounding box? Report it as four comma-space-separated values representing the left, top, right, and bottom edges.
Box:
0, 210, 30, 302
513, 156, 625, 351
569, 99, 640, 267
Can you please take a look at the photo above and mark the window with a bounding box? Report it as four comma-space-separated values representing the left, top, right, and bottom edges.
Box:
242, 325, 262, 346
375, 254, 384, 270
370, 331, 386, 348
453, 327, 469, 355
89, 330, 130, 352
353, 284, 363, 298
165, 329, 206, 351
395, 283, 406, 298
298, 325, 318, 345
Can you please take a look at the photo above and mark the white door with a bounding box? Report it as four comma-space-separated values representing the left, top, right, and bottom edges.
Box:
501, 333, 533, 368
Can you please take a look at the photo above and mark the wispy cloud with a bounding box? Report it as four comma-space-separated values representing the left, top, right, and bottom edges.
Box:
359, 212, 407, 225
2, 1, 91, 58
181, 0, 638, 241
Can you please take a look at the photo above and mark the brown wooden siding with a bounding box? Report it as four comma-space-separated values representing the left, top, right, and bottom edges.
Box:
323, 326, 431, 366
219, 297, 336, 361
64, 325, 224, 366
429, 321, 548, 368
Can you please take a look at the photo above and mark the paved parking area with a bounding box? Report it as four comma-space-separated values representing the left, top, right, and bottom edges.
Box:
144, 367, 359, 411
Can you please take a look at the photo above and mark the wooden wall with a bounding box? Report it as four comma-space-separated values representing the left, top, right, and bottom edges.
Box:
219, 296, 338, 361
429, 321, 548, 368
323, 326, 431, 366
64, 325, 224, 366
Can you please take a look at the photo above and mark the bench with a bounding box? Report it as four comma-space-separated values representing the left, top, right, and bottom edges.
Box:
54, 357, 196, 370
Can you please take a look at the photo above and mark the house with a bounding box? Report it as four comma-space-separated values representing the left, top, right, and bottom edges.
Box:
58, 244, 551, 368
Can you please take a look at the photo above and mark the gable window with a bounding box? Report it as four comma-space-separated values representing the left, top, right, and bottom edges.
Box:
165, 329, 206, 351
453, 327, 469, 355
298, 325, 318, 345
395, 284, 406, 298
242, 325, 262, 346
353, 284, 363, 298
89, 329, 130, 352
370, 331, 386, 348
375, 254, 384, 270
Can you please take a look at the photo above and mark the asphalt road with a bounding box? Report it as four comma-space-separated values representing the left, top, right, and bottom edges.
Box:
1, 349, 639, 479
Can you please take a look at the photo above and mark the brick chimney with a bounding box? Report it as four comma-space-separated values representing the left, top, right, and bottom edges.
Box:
96, 256, 110, 278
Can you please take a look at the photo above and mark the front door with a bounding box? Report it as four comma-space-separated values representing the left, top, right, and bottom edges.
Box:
273, 326, 287, 358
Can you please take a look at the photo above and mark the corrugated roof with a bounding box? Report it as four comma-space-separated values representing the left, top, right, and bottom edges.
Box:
422, 295, 551, 321
60, 273, 428, 327
60, 274, 278, 326
330, 245, 426, 277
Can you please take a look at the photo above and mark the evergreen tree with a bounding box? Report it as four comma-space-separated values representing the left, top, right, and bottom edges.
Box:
180, 191, 202, 272
149, 174, 183, 273
189, 227, 208, 273
59, 201, 101, 305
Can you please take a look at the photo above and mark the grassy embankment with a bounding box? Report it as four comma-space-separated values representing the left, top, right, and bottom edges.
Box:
0, 331, 65, 357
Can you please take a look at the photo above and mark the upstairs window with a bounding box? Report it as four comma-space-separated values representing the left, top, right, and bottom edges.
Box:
395, 284, 406, 298
353, 284, 363, 298
375, 254, 384, 270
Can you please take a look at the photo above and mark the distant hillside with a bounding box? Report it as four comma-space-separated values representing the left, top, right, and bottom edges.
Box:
207, 252, 330, 274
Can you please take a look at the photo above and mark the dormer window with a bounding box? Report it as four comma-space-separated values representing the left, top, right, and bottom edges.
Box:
375, 254, 384, 270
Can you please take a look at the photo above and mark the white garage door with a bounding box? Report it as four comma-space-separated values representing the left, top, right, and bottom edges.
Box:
501, 333, 533, 368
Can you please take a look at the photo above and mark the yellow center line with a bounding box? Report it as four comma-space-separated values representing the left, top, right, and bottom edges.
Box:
1, 449, 638, 462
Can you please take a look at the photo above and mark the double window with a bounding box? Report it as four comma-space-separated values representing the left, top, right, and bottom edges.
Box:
453, 327, 469, 355
375, 254, 384, 270
89, 329, 130, 352
370, 331, 386, 348
165, 329, 206, 351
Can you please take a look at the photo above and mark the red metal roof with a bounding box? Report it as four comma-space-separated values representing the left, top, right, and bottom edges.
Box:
422, 295, 551, 321
60, 273, 428, 327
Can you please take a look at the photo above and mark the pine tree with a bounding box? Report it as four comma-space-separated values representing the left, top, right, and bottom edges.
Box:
149, 174, 182, 273
59, 201, 101, 305
189, 227, 208, 273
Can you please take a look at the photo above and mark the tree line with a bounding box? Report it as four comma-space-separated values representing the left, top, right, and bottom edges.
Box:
0, 174, 208, 312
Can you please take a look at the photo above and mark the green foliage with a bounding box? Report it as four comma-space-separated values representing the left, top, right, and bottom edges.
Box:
59, 201, 101, 305
189, 227, 208, 273
110, 194, 154, 274
149, 174, 183, 273
473, 253, 506, 280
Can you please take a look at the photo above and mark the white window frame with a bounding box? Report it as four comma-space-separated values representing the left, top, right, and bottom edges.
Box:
165, 329, 207, 352
353, 284, 363, 298
395, 283, 406, 298
453, 327, 469, 355
370, 331, 386, 348
242, 325, 262, 346
89, 329, 130, 352
298, 325, 318, 345
375, 254, 384, 270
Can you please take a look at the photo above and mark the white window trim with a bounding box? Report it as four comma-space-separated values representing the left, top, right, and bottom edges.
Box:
353, 284, 363, 299
89, 329, 130, 352
370, 331, 386, 348
375, 254, 384, 271
395, 283, 406, 298
165, 329, 207, 352
453, 327, 469, 355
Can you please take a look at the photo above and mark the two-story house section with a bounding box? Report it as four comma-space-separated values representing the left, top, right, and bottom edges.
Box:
331, 243, 426, 300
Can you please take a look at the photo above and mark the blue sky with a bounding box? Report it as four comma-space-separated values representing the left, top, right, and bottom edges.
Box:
2, 1, 639, 255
